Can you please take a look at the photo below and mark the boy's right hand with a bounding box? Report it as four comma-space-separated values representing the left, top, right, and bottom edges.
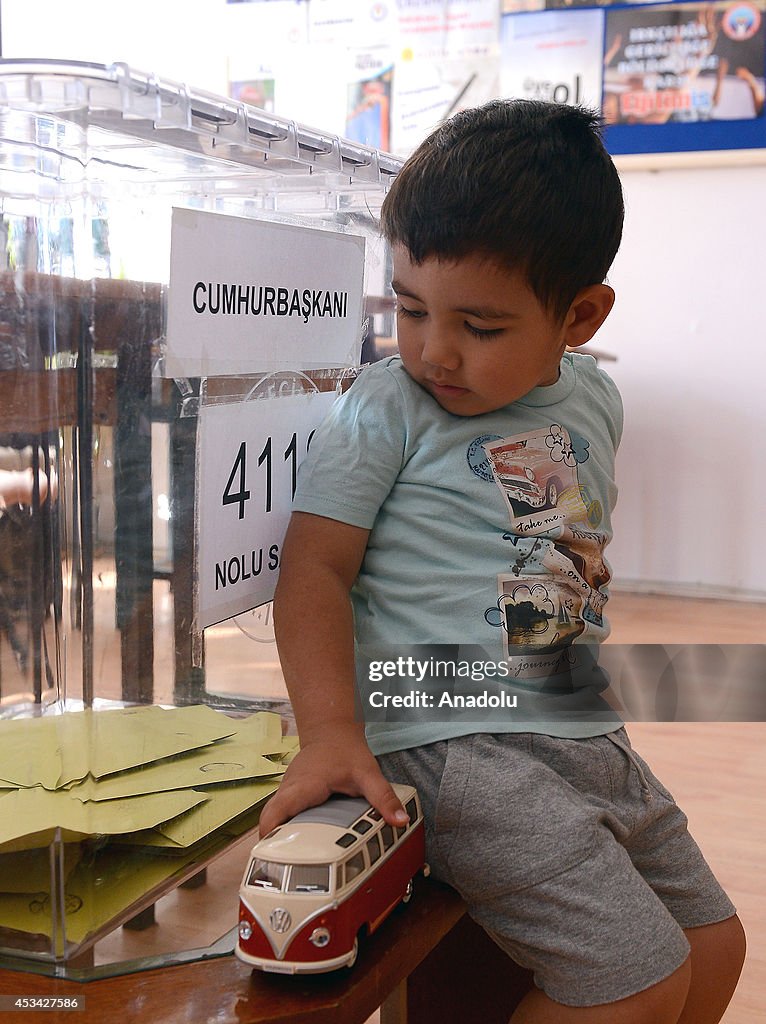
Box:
257, 724, 409, 838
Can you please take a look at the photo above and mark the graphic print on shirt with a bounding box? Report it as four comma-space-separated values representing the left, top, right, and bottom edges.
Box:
481, 425, 610, 658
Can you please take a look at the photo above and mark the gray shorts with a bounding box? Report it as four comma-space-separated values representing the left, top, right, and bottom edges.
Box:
377, 728, 736, 1007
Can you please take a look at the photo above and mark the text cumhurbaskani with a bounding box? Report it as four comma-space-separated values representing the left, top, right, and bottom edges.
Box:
192, 282, 349, 323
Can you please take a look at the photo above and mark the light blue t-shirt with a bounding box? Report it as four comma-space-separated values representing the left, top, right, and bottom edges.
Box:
293, 353, 624, 754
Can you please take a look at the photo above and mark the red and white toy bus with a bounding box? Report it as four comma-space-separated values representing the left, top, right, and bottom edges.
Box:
236, 784, 428, 974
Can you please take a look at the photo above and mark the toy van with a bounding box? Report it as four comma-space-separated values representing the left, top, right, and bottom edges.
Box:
236, 784, 428, 974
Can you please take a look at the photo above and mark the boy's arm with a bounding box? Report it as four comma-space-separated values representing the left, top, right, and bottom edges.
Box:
258, 511, 409, 837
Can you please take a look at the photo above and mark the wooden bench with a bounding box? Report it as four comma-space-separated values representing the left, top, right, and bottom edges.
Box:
0, 878, 534, 1023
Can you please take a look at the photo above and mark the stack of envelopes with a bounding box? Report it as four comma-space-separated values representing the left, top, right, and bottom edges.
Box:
0, 705, 296, 951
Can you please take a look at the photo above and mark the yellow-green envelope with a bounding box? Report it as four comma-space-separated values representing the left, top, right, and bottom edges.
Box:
0, 787, 208, 853
0, 704, 239, 790
67, 713, 286, 802
0, 708, 295, 948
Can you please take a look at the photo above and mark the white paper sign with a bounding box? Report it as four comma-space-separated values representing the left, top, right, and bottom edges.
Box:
165, 209, 366, 377
196, 390, 337, 628
500, 10, 605, 111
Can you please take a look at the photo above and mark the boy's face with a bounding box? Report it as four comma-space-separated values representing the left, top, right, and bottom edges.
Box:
391, 247, 571, 417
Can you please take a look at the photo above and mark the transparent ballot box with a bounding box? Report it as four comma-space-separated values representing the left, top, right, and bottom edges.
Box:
0, 59, 401, 977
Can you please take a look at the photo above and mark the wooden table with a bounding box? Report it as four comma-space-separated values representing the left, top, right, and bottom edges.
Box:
0, 879, 533, 1024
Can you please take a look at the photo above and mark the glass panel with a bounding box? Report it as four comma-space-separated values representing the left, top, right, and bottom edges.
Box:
0, 59, 400, 980
246, 858, 286, 891
343, 852, 365, 885
288, 864, 330, 893
367, 834, 381, 865
380, 824, 394, 851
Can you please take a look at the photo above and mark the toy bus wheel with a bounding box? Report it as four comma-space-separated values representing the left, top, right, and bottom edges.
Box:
346, 937, 359, 969
402, 879, 414, 904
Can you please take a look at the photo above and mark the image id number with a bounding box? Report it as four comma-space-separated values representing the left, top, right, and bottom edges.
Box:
1, 995, 84, 1010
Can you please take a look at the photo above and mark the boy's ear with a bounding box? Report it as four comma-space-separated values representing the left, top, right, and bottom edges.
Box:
562, 284, 615, 349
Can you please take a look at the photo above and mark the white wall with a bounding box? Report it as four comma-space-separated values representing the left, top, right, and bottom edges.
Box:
599, 162, 766, 598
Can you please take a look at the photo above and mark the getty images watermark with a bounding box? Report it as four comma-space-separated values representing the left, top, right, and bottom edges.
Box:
357, 644, 618, 726
355, 644, 766, 725
368, 655, 519, 711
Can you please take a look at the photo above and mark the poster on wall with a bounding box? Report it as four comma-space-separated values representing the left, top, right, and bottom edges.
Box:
309, 0, 395, 47
395, 0, 499, 60
603, 1, 766, 125
540, 0, 658, 7
500, 9, 605, 109
225, 0, 309, 108
345, 50, 395, 150
228, 63, 277, 111
391, 54, 500, 152
395, 0, 450, 60
501, 0, 545, 11
224, 0, 308, 42
443, 0, 500, 57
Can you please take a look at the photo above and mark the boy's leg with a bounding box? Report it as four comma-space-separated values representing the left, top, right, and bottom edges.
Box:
511, 958, 691, 1024
509, 916, 746, 1024
677, 916, 746, 1024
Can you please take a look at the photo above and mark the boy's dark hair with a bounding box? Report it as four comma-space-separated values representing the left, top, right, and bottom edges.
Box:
380, 99, 624, 321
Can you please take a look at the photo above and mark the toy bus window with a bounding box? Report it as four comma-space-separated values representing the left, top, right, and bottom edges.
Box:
343, 851, 365, 887
288, 864, 330, 893
336, 833, 356, 848
367, 833, 382, 865
405, 798, 418, 821
368, 808, 382, 820
380, 824, 394, 851
395, 825, 406, 840
353, 819, 373, 834
247, 858, 286, 891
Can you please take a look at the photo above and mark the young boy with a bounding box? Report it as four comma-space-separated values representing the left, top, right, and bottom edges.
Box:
260, 100, 745, 1022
